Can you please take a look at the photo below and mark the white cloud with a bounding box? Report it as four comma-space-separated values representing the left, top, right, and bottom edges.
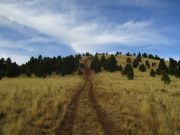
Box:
0, 2, 173, 56
0, 53, 30, 65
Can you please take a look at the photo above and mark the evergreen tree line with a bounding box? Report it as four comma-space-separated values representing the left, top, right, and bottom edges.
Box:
0, 54, 81, 79
0, 52, 180, 82
90, 54, 180, 84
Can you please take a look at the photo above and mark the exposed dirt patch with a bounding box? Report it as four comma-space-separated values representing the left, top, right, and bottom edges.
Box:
55, 83, 87, 135
56, 57, 116, 135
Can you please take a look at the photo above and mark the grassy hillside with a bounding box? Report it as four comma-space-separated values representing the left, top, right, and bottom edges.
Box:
0, 75, 82, 135
0, 54, 179, 135
93, 71, 180, 135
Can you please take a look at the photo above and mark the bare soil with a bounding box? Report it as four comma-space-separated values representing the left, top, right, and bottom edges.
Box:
56, 57, 116, 135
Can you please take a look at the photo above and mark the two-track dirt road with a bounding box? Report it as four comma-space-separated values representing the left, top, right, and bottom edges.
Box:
56, 57, 117, 135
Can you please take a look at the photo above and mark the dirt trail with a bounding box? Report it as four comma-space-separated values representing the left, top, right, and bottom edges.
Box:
56, 57, 116, 135
55, 83, 87, 135
88, 81, 117, 135
73, 82, 105, 135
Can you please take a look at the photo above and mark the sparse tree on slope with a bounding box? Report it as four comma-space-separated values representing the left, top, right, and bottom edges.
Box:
139, 64, 146, 72
150, 69, 156, 77
161, 72, 171, 84
91, 55, 101, 73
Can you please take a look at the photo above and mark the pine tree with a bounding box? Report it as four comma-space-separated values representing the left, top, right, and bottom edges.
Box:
156, 59, 168, 75
161, 72, 171, 84
91, 55, 101, 73
169, 58, 177, 75
137, 52, 142, 62
123, 63, 134, 80
139, 64, 146, 72
142, 53, 148, 58
127, 70, 134, 80
175, 61, 180, 77
100, 55, 106, 69
150, 69, 156, 77
105, 55, 117, 72
145, 60, 150, 69
133, 59, 139, 68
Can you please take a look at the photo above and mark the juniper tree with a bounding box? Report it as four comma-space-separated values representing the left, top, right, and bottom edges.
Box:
139, 64, 146, 72
123, 63, 134, 79
100, 55, 106, 69
105, 55, 117, 72
161, 72, 171, 84
91, 55, 101, 73
169, 58, 177, 75
156, 59, 168, 75
150, 69, 156, 77
145, 60, 150, 69
142, 53, 148, 58
137, 52, 142, 62
133, 59, 139, 68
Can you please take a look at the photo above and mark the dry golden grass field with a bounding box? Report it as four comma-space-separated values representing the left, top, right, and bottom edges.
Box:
0, 55, 180, 135
0, 75, 82, 135
93, 71, 180, 135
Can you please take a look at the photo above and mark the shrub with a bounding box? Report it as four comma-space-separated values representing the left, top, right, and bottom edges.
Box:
145, 60, 150, 69
127, 70, 134, 80
150, 69, 156, 77
133, 59, 139, 68
123, 63, 134, 80
139, 64, 146, 72
161, 72, 171, 84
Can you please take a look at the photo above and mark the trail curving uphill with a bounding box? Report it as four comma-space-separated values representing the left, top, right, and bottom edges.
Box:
56, 57, 116, 135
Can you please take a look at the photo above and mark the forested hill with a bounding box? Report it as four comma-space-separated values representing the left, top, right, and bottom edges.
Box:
0, 52, 180, 83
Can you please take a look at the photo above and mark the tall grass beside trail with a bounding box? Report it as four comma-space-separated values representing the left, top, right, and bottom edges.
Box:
94, 71, 180, 135
0, 75, 82, 135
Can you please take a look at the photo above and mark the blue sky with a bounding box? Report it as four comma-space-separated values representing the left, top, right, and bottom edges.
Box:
0, 0, 180, 64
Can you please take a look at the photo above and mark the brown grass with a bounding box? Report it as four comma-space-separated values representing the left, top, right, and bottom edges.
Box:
0, 75, 82, 135
93, 71, 180, 135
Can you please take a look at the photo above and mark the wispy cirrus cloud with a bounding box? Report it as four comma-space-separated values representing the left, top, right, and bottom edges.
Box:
0, 3, 172, 51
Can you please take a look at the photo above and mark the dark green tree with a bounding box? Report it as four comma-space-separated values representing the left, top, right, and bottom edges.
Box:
137, 52, 142, 62
91, 55, 101, 73
133, 59, 139, 68
161, 72, 171, 84
145, 60, 150, 69
139, 64, 146, 72
150, 69, 156, 77
100, 55, 106, 69
169, 58, 177, 75
105, 55, 117, 72
123, 63, 134, 80
156, 59, 168, 75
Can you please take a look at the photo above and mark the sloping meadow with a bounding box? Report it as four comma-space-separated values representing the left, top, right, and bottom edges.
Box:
0, 75, 82, 135
93, 72, 180, 135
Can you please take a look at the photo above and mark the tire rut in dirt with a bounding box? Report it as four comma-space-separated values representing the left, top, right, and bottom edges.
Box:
73, 82, 105, 135
88, 81, 117, 135
56, 83, 87, 135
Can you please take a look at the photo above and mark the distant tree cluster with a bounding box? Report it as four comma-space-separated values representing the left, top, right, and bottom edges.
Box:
0, 58, 20, 79
0, 52, 180, 83
91, 54, 119, 73
0, 54, 81, 79
21, 55, 81, 77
